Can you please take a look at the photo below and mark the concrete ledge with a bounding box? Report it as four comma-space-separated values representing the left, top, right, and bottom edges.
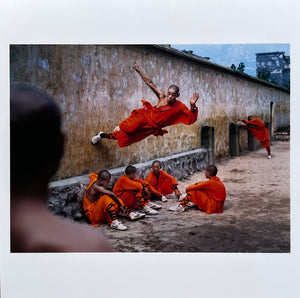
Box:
48, 148, 208, 221
49, 148, 209, 189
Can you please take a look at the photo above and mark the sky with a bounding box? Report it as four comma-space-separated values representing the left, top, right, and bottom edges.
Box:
171, 44, 290, 77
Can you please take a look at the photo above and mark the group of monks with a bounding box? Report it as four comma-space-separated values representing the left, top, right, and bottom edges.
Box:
83, 160, 227, 230
10, 64, 271, 250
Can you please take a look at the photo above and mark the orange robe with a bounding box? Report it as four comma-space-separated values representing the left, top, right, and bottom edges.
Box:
245, 118, 270, 148
113, 175, 159, 210
145, 170, 178, 196
186, 176, 226, 214
116, 99, 198, 147
83, 172, 123, 226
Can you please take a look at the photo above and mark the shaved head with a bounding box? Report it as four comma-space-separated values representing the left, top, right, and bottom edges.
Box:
152, 160, 162, 168
10, 84, 64, 193
205, 164, 218, 177
98, 170, 111, 181
168, 85, 180, 94
125, 165, 137, 175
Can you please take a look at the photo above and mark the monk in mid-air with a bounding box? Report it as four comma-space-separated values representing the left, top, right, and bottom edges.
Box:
145, 160, 182, 202
238, 115, 271, 159
83, 170, 146, 231
10, 85, 112, 252
113, 165, 162, 215
169, 165, 226, 214
91, 64, 200, 147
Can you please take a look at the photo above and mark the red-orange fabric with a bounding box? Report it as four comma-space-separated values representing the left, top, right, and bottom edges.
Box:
186, 176, 226, 214
116, 99, 198, 147
246, 118, 270, 148
83, 172, 122, 226
145, 170, 178, 196
113, 175, 144, 210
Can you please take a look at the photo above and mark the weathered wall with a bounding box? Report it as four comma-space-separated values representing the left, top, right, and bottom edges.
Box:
10, 45, 290, 179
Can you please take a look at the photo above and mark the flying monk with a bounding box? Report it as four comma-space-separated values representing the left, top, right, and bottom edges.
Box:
91, 64, 200, 147
145, 160, 182, 202
238, 115, 271, 159
169, 164, 226, 214
83, 170, 146, 231
113, 165, 162, 215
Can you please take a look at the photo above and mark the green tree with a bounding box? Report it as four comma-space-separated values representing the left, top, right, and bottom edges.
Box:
237, 62, 245, 72
257, 69, 271, 81
231, 62, 245, 72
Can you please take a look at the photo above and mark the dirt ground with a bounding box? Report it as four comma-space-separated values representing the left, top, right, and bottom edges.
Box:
96, 140, 290, 252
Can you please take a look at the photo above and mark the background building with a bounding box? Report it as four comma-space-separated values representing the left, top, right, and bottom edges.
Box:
256, 52, 290, 89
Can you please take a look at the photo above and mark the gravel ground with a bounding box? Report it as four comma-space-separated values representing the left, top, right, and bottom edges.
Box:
95, 140, 290, 253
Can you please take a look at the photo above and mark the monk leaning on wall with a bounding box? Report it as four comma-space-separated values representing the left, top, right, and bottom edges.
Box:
113, 165, 162, 215
238, 115, 271, 159
91, 64, 200, 147
145, 160, 182, 202
83, 170, 145, 231
10, 85, 112, 252
169, 165, 226, 214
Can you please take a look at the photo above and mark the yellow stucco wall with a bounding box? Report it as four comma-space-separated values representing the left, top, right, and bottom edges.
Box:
10, 45, 290, 179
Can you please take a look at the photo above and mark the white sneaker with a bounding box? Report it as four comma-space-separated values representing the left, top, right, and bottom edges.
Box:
91, 131, 104, 145
161, 195, 168, 202
267, 155, 271, 159
129, 211, 146, 221
169, 204, 185, 212
143, 205, 158, 215
186, 201, 196, 208
147, 201, 162, 209
166, 193, 177, 200
114, 125, 121, 132
111, 220, 127, 231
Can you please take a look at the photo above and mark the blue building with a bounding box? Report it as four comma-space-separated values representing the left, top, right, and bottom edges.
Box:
256, 52, 290, 89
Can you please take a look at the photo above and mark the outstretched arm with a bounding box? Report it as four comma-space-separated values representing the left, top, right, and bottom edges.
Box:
190, 92, 199, 107
94, 185, 123, 208
238, 118, 247, 124
238, 118, 249, 130
133, 64, 165, 100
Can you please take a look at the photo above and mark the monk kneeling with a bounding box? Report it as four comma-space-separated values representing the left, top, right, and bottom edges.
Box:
169, 165, 226, 213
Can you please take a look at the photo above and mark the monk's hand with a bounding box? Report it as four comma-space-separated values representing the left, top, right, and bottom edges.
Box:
190, 92, 199, 106
119, 205, 126, 214
132, 64, 140, 72
175, 190, 181, 200
145, 189, 151, 198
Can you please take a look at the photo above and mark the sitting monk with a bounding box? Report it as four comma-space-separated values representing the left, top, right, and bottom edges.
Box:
113, 165, 162, 215
91, 64, 199, 147
10, 85, 112, 252
169, 165, 226, 214
83, 170, 146, 231
145, 160, 182, 202
238, 115, 271, 159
